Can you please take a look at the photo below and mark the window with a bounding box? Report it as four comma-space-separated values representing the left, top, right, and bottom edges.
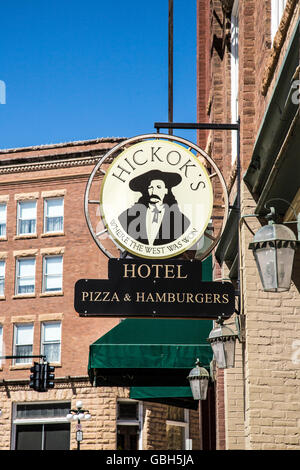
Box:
271, 0, 287, 43
231, 0, 239, 163
43, 256, 63, 292
41, 322, 61, 363
117, 400, 142, 450
17, 200, 37, 235
13, 324, 34, 364
16, 258, 36, 295
13, 402, 70, 450
166, 406, 189, 450
0, 203, 7, 237
0, 260, 5, 296
44, 197, 64, 233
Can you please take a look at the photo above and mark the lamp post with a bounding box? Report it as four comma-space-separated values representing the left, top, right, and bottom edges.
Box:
249, 207, 298, 292
66, 400, 91, 450
187, 359, 209, 450
207, 316, 238, 369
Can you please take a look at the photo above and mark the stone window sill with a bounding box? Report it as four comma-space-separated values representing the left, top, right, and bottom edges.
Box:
14, 234, 38, 240
10, 364, 32, 370
41, 232, 65, 238
40, 292, 64, 297
12, 294, 36, 299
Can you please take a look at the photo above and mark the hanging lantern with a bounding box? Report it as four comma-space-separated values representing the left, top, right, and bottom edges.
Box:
187, 359, 209, 400
249, 221, 297, 292
207, 317, 238, 369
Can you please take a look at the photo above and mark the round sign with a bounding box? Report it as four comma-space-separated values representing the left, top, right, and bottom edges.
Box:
85, 134, 228, 261
100, 139, 213, 259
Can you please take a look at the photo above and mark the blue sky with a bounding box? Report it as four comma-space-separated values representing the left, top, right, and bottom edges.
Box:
0, 1, 197, 150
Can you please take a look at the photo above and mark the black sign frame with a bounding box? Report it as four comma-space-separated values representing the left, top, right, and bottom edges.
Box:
74, 259, 235, 319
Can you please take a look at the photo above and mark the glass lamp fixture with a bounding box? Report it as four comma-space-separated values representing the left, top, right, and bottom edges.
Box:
66, 401, 91, 422
187, 359, 209, 400
207, 316, 238, 369
249, 217, 298, 292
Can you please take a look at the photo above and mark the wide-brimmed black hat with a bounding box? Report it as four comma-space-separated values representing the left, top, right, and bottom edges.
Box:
129, 169, 182, 192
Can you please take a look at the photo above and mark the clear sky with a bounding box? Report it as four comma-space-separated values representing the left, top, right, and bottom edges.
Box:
0, 0, 197, 150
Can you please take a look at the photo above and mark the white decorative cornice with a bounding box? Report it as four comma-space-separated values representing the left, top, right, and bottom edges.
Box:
0, 154, 113, 175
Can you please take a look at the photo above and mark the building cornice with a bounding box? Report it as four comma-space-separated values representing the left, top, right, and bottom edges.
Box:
0, 154, 102, 174
0, 137, 126, 174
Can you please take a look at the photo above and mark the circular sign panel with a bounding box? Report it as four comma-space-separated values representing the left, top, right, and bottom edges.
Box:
100, 139, 214, 259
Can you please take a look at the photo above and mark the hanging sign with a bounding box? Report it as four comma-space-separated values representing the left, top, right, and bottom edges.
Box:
100, 139, 214, 259
74, 259, 235, 319
85, 134, 229, 261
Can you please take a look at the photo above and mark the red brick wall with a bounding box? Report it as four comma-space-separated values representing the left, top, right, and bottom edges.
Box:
0, 140, 121, 381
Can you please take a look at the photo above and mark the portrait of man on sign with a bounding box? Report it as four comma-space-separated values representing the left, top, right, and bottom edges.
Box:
118, 169, 190, 245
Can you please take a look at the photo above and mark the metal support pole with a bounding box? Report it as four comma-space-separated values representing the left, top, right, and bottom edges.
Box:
154, 122, 239, 131
0, 355, 46, 360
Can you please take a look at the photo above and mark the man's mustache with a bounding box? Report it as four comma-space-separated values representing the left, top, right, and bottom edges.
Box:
149, 194, 161, 201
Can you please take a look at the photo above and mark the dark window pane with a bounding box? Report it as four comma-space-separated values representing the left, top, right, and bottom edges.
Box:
16, 423, 70, 450
44, 424, 70, 450
117, 426, 139, 450
17, 403, 70, 419
16, 424, 42, 450
118, 403, 138, 420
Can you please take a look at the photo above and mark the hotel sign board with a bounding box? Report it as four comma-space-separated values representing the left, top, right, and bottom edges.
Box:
79, 134, 234, 319
74, 259, 235, 319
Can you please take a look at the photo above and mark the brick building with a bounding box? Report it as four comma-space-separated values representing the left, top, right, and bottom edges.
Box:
0, 138, 207, 450
197, 0, 300, 449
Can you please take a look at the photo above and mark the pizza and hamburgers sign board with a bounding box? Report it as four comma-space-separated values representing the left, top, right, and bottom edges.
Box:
76, 134, 234, 319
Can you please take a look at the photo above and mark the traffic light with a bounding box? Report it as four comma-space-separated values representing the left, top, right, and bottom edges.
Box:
29, 362, 55, 392
43, 362, 55, 391
29, 362, 43, 392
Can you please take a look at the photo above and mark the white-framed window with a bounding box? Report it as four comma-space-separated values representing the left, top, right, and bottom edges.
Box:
41, 322, 61, 363
16, 258, 36, 295
44, 197, 64, 234
231, 0, 239, 163
17, 200, 37, 235
0, 260, 5, 296
271, 0, 287, 43
117, 400, 143, 450
0, 203, 7, 237
12, 402, 71, 450
166, 407, 189, 450
42, 256, 63, 293
13, 323, 34, 364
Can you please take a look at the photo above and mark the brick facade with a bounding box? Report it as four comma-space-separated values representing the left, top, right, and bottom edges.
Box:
199, 0, 300, 450
0, 139, 201, 450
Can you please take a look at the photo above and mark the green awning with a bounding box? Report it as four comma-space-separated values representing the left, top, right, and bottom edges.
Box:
129, 386, 198, 410
88, 318, 213, 387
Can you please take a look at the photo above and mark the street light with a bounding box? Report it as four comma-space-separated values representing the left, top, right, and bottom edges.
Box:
249, 207, 298, 292
207, 316, 238, 369
187, 359, 209, 401
66, 400, 91, 450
